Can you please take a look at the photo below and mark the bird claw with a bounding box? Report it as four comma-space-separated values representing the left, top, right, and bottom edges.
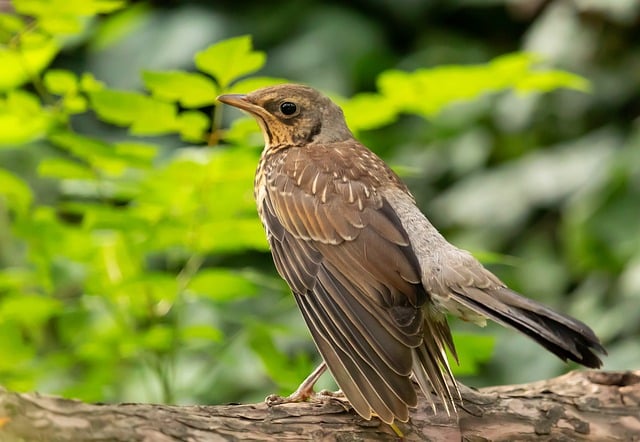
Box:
266, 362, 330, 407
265, 393, 290, 406
266, 389, 349, 411
315, 389, 345, 400
310, 389, 350, 409
265, 386, 316, 406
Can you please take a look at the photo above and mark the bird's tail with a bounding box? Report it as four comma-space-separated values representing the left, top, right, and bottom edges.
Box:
448, 286, 606, 368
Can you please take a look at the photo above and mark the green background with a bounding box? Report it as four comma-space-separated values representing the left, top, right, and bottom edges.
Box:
0, 0, 638, 407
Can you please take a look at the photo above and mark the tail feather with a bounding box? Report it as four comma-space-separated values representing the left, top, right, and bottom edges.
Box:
449, 286, 606, 368
412, 313, 461, 415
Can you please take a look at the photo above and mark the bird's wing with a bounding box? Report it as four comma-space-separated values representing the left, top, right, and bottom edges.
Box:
259, 144, 456, 422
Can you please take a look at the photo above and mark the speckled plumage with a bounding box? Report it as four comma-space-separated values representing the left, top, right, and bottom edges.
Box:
217, 84, 606, 424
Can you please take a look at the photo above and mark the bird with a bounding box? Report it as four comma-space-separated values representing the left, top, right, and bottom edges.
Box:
217, 84, 606, 425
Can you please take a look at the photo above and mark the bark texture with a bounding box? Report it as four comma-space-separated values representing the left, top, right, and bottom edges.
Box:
0, 370, 638, 441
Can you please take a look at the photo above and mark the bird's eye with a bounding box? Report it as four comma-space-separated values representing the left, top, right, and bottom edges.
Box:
279, 102, 297, 116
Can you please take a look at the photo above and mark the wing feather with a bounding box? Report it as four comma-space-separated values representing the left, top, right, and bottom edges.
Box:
258, 143, 459, 422
296, 290, 410, 423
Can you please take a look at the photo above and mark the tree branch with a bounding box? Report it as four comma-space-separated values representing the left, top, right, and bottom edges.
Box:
1, 370, 638, 441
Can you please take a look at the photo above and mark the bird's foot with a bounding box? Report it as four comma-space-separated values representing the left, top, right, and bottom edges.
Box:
265, 391, 310, 406
315, 389, 345, 400
313, 389, 351, 413
266, 362, 328, 407
266, 388, 347, 407
265, 381, 316, 406
311, 389, 349, 407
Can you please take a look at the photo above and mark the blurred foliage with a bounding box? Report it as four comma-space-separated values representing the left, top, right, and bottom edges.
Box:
0, 0, 638, 407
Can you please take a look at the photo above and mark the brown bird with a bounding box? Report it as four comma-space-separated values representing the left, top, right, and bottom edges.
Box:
217, 84, 606, 424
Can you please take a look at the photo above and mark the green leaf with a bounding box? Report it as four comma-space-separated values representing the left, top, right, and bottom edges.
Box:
142, 70, 219, 107
79, 73, 105, 92
37, 158, 95, 179
227, 76, 287, 94
180, 324, 223, 342
88, 89, 179, 135
113, 141, 158, 167
0, 168, 33, 216
0, 35, 59, 91
340, 92, 398, 132
515, 71, 590, 94
39, 15, 83, 34
0, 90, 52, 145
247, 323, 313, 392
0, 323, 35, 371
0, 268, 33, 293
195, 35, 265, 88
49, 131, 154, 177
62, 94, 88, 114
13, 0, 126, 16
377, 52, 590, 119
91, 3, 151, 50
0, 294, 63, 328
221, 117, 264, 147
177, 110, 209, 142
0, 13, 26, 34
140, 325, 174, 352
43, 69, 78, 95
188, 269, 258, 302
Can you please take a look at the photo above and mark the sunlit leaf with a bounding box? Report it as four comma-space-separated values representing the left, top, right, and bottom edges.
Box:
88, 89, 179, 135
0, 35, 59, 91
0, 323, 35, 371
37, 158, 95, 179
177, 110, 210, 142
62, 94, 88, 114
188, 269, 258, 302
0, 168, 32, 216
13, 0, 126, 16
195, 35, 265, 88
0, 13, 26, 34
113, 141, 158, 167
0, 90, 52, 145
79, 73, 105, 92
49, 131, 136, 176
0, 268, 33, 293
247, 323, 313, 392
221, 117, 263, 147
194, 220, 268, 252
377, 52, 590, 119
91, 3, 151, 50
140, 325, 174, 352
227, 76, 287, 94
143, 70, 218, 107
180, 324, 223, 342
339, 92, 398, 132
0, 294, 63, 327
515, 71, 590, 94
43, 69, 78, 95
39, 15, 83, 34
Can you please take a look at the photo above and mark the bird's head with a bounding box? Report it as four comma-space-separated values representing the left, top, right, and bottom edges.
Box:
217, 84, 353, 148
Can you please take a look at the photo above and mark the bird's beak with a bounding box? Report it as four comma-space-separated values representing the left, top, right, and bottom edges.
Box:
217, 93, 273, 145
217, 94, 260, 114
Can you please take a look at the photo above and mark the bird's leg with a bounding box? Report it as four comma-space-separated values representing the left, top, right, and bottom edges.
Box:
265, 362, 328, 406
